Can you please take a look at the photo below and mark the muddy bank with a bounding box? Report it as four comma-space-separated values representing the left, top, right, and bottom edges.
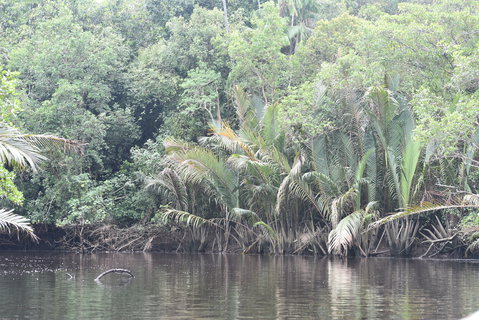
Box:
1, 223, 478, 259
0, 223, 235, 254
0, 223, 183, 253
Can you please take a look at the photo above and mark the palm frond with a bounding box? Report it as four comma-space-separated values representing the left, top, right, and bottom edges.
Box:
201, 122, 256, 158
0, 126, 82, 171
253, 221, 279, 241
368, 201, 479, 230
167, 146, 238, 211
23, 133, 83, 155
276, 174, 292, 215
364, 201, 379, 213
146, 168, 189, 211
163, 137, 195, 154
288, 175, 322, 213
261, 104, 281, 147
328, 210, 365, 255
330, 188, 357, 227
227, 154, 261, 171
231, 207, 261, 224
365, 86, 399, 128
387, 119, 405, 158
158, 209, 214, 229
0, 126, 45, 170
307, 171, 341, 196
386, 147, 401, 204
353, 148, 374, 209
340, 133, 357, 171
400, 138, 421, 206
275, 153, 319, 215
0, 209, 37, 239
233, 85, 259, 130
311, 135, 330, 175
228, 154, 277, 186
244, 183, 276, 215
366, 146, 377, 202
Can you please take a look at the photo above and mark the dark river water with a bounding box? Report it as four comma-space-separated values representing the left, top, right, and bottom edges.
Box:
0, 252, 478, 320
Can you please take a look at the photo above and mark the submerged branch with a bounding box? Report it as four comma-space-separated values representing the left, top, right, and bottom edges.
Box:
95, 269, 134, 282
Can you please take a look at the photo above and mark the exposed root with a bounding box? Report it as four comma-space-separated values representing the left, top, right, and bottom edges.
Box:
420, 233, 459, 258
57, 224, 182, 253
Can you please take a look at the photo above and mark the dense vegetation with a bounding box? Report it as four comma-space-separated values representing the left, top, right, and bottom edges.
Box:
1, 0, 479, 256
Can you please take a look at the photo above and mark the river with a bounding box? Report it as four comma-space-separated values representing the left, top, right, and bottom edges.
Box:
0, 252, 478, 319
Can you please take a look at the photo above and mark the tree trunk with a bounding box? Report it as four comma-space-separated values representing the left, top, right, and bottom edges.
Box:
216, 88, 222, 123
221, 0, 229, 32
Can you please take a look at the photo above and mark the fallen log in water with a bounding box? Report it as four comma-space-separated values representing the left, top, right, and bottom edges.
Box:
94, 269, 134, 282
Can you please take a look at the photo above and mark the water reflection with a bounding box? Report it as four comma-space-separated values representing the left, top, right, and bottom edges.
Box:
0, 252, 478, 320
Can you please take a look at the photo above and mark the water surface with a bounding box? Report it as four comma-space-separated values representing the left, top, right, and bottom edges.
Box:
0, 252, 478, 319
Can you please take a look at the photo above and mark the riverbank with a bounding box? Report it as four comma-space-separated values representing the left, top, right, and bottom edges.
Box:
1, 223, 478, 259
0, 224, 182, 253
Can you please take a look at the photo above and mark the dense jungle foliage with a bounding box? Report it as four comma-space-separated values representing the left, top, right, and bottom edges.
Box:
1, 0, 479, 256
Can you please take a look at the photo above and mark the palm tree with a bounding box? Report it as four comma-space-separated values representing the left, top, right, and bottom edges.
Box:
307, 80, 424, 256
305, 130, 379, 256
153, 87, 324, 253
